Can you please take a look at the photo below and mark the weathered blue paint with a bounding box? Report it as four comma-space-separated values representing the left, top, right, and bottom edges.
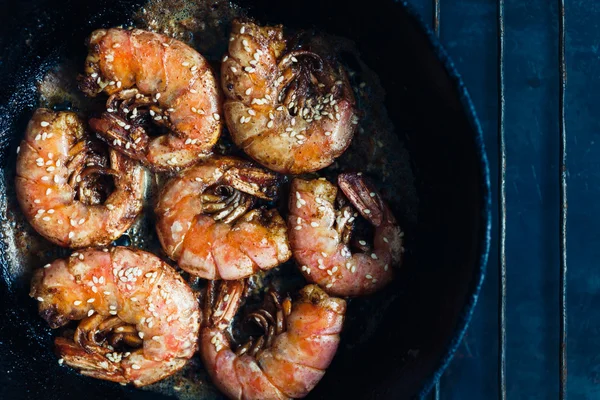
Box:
407, 0, 600, 399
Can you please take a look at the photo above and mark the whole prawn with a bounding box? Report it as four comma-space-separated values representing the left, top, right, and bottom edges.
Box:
16, 109, 145, 248
30, 246, 200, 386
79, 28, 222, 171
221, 19, 358, 174
155, 156, 291, 280
201, 280, 346, 399
287, 173, 404, 297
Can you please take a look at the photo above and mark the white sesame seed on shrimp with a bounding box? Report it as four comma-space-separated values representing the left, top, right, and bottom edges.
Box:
30, 247, 200, 387
288, 173, 404, 297
81, 28, 222, 171
16, 109, 145, 248
220, 19, 358, 174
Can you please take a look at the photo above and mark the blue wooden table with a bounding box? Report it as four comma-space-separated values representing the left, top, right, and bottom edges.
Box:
406, 1, 599, 399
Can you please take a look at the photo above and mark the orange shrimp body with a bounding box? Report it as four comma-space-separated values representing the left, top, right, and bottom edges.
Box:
221, 19, 358, 174
288, 173, 404, 297
200, 281, 346, 399
155, 156, 291, 280
80, 28, 222, 171
16, 109, 145, 248
30, 247, 200, 387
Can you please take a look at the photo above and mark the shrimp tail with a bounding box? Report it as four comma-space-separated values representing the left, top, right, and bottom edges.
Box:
223, 164, 282, 201
206, 280, 246, 327
55, 337, 127, 384
89, 114, 149, 162
338, 172, 386, 226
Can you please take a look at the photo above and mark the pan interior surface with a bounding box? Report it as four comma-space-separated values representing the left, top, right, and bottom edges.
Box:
0, 0, 489, 399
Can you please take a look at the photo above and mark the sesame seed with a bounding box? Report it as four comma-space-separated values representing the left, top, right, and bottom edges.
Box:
87, 298, 95, 303
310, 222, 319, 227
384, 264, 389, 271
364, 209, 371, 214
36, 297, 44, 302
294, 226, 302, 230
109, 310, 117, 315
45, 188, 52, 195
366, 274, 373, 279
213, 113, 220, 121
327, 270, 333, 276
68, 232, 74, 239
42, 216, 50, 221
58, 358, 64, 365
325, 131, 332, 136
73, 300, 82, 306
267, 120, 274, 128
43, 264, 51, 268
131, 364, 141, 370
351, 266, 357, 273
182, 62, 190, 67
371, 253, 378, 260
326, 283, 333, 288
88, 310, 95, 316
40, 121, 49, 127
383, 237, 389, 243
230, 66, 237, 73
222, 55, 229, 62
155, 93, 161, 99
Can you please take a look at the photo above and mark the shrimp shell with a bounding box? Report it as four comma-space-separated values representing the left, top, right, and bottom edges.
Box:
155, 156, 291, 280
288, 174, 403, 296
221, 19, 358, 174
201, 282, 346, 399
81, 28, 222, 171
16, 109, 145, 248
30, 247, 200, 386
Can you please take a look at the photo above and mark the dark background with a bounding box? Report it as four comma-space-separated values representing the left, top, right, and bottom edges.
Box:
409, 1, 600, 399
1, 0, 597, 399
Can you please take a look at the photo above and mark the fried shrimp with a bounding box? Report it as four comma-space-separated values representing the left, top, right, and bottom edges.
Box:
16, 109, 145, 248
201, 280, 346, 399
288, 173, 404, 297
221, 19, 358, 174
30, 247, 200, 387
155, 156, 291, 280
79, 28, 222, 171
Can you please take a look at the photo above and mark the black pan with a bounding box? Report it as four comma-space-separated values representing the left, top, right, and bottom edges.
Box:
0, 0, 491, 399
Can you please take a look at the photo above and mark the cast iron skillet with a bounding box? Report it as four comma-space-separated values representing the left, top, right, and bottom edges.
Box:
0, 0, 491, 399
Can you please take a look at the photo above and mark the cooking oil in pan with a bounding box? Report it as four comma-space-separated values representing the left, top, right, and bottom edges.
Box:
0, 0, 417, 398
